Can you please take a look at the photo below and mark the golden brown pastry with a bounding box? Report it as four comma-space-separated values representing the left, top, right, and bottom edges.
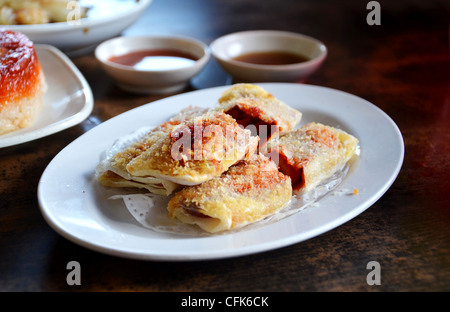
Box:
167, 153, 292, 233
97, 110, 258, 195
216, 83, 302, 148
96, 120, 182, 195
96, 107, 208, 195
266, 122, 359, 194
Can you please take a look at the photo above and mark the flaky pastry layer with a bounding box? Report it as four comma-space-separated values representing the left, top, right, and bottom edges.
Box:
266, 122, 359, 194
167, 153, 292, 233
216, 84, 302, 147
97, 110, 259, 195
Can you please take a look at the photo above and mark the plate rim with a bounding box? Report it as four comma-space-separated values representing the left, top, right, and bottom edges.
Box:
2, 0, 153, 34
37, 83, 405, 261
0, 44, 94, 148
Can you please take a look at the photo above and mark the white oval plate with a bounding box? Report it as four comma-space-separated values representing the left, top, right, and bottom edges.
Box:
0, 44, 93, 148
3, 0, 152, 54
38, 83, 404, 261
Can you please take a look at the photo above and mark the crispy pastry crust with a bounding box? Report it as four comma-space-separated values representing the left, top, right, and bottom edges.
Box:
216, 83, 302, 147
167, 153, 292, 233
97, 110, 259, 195
266, 122, 359, 194
125, 111, 258, 185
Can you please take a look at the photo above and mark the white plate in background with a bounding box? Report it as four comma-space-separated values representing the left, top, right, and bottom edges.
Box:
38, 83, 404, 261
3, 0, 152, 54
0, 45, 93, 148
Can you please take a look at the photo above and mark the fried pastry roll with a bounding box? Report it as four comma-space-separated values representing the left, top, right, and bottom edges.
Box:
96, 106, 208, 195
97, 110, 258, 195
96, 120, 182, 195
216, 83, 302, 148
266, 122, 359, 195
167, 153, 292, 233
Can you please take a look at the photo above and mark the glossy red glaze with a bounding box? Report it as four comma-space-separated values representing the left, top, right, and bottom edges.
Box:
0, 29, 41, 107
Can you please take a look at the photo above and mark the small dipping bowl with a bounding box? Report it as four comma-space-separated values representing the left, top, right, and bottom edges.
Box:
95, 35, 210, 94
210, 30, 327, 83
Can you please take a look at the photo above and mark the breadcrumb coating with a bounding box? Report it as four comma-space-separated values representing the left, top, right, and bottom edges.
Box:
167, 153, 292, 233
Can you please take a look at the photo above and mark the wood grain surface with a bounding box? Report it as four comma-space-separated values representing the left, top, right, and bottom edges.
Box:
0, 0, 448, 292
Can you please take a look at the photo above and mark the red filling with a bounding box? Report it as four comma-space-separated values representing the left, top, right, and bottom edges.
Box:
183, 203, 210, 218
277, 152, 305, 192
225, 106, 278, 148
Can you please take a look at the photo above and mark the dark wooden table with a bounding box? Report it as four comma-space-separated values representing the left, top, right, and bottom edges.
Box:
1, 0, 449, 293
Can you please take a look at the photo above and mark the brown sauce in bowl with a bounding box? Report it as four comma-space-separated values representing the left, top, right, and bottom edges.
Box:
233, 51, 309, 65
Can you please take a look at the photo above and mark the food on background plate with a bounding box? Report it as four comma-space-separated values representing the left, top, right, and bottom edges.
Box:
97, 110, 258, 195
266, 122, 359, 194
0, 29, 46, 135
167, 153, 292, 233
216, 83, 302, 148
0, 0, 89, 25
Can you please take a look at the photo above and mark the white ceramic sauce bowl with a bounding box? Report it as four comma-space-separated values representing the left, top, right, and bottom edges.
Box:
210, 30, 327, 83
95, 35, 210, 94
